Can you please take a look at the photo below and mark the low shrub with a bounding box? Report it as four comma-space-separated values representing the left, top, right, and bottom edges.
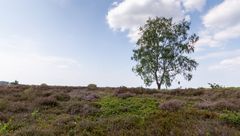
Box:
0, 85, 239, 135
0, 119, 12, 135
143, 111, 185, 135
8, 102, 30, 113
0, 113, 9, 123
115, 87, 158, 95
159, 99, 185, 112
191, 120, 240, 136
0, 99, 8, 111
53, 115, 77, 130
39, 83, 50, 90
31, 110, 39, 119
13, 126, 55, 136
35, 97, 59, 108
40, 83, 48, 87
98, 97, 158, 117
77, 119, 106, 136
220, 112, 240, 126
67, 102, 100, 116
168, 89, 205, 96
107, 115, 143, 130
115, 92, 135, 99
87, 84, 97, 90
195, 100, 239, 111
20, 87, 38, 101
116, 86, 129, 94
185, 109, 218, 119
81, 93, 99, 101
54, 93, 70, 101
41, 91, 53, 97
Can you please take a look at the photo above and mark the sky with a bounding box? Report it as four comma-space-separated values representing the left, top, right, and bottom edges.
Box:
0, 0, 239, 88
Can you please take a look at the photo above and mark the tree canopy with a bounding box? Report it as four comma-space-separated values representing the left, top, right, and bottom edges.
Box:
132, 17, 199, 89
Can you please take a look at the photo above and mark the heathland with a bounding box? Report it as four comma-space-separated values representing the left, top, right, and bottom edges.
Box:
0, 85, 240, 135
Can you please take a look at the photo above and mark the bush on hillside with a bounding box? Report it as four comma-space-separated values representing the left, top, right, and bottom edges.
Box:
87, 84, 97, 90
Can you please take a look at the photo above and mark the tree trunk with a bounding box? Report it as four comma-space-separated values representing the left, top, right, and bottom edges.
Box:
157, 83, 161, 90
154, 71, 161, 90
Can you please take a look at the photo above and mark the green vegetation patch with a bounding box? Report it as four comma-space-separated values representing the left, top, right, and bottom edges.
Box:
220, 111, 240, 126
0, 119, 12, 135
98, 96, 158, 117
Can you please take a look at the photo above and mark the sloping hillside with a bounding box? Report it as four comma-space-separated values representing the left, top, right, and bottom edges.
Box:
0, 85, 240, 136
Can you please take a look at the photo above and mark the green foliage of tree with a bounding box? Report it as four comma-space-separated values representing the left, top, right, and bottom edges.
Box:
132, 17, 199, 89
10, 80, 19, 85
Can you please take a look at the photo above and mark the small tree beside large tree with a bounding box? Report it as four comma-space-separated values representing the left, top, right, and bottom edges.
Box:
132, 17, 199, 90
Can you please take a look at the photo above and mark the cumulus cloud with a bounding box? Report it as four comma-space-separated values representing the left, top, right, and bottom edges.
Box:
197, 0, 240, 48
182, 0, 206, 12
213, 24, 240, 41
107, 0, 206, 42
203, 0, 240, 28
209, 56, 240, 71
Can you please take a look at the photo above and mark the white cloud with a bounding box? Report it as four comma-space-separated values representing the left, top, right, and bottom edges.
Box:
196, 49, 240, 60
203, 0, 240, 28
197, 0, 240, 48
209, 56, 240, 71
213, 23, 240, 41
182, 0, 206, 12
107, 0, 206, 42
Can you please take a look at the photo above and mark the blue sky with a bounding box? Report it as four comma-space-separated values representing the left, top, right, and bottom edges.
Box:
0, 0, 239, 88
